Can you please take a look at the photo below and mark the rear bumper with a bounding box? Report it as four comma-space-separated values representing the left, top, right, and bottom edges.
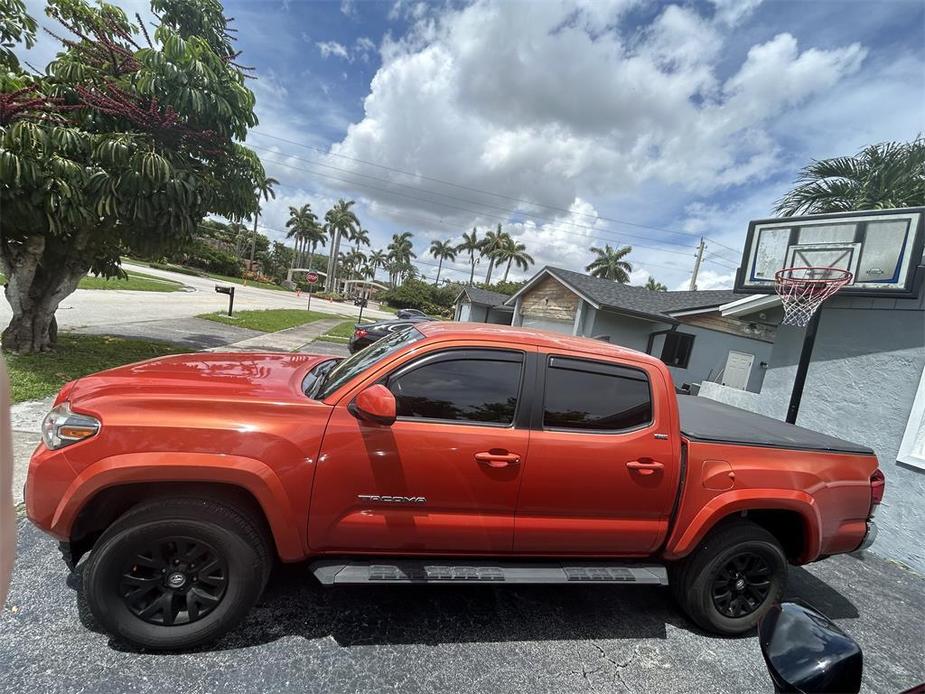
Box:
856, 521, 877, 552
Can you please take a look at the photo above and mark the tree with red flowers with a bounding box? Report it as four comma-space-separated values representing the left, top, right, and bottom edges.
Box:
0, 0, 265, 353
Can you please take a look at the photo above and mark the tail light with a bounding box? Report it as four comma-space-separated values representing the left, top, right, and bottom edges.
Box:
354, 328, 367, 339
870, 469, 885, 510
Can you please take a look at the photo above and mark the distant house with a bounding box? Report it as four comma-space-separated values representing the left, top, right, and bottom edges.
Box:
455, 266, 775, 392
453, 286, 514, 324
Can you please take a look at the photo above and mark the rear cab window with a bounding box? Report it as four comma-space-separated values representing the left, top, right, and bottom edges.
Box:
542, 355, 653, 432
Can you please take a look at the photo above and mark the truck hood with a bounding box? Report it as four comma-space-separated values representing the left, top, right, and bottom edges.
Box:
67, 352, 338, 404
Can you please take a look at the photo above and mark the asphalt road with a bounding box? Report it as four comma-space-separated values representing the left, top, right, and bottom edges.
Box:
1, 520, 922, 694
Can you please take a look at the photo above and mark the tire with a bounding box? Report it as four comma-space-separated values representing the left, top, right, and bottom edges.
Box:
672, 520, 787, 636
83, 497, 271, 650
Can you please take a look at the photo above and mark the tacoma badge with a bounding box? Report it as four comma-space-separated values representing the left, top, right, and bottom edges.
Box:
358, 494, 427, 504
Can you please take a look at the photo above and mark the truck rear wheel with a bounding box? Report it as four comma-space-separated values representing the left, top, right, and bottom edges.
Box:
83, 497, 270, 650
671, 520, 787, 636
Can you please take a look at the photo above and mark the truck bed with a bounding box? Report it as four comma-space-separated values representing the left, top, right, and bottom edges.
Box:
677, 395, 874, 455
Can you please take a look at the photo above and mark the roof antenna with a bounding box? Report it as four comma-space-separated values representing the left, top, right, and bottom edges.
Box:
592, 335, 611, 342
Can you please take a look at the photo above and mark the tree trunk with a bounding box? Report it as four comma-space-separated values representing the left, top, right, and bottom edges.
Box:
485, 258, 494, 284
503, 258, 513, 282
249, 214, 259, 265
1, 234, 89, 354
435, 258, 443, 285
469, 255, 476, 285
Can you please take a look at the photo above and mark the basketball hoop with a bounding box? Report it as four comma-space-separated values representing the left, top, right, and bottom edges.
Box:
774, 266, 853, 328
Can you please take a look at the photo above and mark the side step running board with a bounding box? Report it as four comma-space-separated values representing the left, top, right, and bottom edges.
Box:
311, 560, 668, 586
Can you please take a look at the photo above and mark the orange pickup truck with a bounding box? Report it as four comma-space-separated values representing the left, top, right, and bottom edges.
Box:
25, 322, 883, 650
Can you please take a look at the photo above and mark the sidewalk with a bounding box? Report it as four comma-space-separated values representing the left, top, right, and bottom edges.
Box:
208, 317, 345, 352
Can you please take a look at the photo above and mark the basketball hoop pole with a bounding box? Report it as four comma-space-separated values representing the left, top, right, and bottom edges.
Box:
774, 266, 852, 425
785, 308, 822, 424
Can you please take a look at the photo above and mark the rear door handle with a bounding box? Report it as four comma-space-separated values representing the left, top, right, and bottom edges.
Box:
626, 459, 664, 476
475, 451, 521, 468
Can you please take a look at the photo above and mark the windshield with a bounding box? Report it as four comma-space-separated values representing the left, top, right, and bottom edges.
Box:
316, 326, 424, 399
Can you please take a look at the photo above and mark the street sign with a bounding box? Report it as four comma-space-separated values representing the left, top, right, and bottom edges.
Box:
306, 271, 319, 284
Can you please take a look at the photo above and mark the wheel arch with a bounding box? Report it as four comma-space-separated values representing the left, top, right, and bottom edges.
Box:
665, 490, 822, 564
53, 452, 305, 565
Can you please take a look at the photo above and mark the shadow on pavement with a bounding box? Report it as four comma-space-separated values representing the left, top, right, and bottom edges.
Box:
67, 557, 857, 654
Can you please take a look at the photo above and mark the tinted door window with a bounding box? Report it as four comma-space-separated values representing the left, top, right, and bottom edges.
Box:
388, 352, 522, 425
543, 357, 651, 431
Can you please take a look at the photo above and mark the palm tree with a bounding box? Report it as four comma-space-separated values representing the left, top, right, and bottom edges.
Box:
387, 232, 416, 286
776, 138, 925, 216
285, 204, 319, 269
586, 244, 633, 283
480, 224, 509, 284
323, 199, 360, 292
645, 276, 667, 291
351, 227, 371, 253
457, 228, 480, 285
494, 236, 534, 282
367, 249, 388, 282
429, 239, 457, 285
249, 175, 278, 266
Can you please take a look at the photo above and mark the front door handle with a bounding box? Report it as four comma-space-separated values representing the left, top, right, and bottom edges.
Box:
626, 459, 664, 476
475, 451, 521, 468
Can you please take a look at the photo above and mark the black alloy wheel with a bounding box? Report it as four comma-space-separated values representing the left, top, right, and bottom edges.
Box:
119, 536, 228, 626
710, 551, 772, 618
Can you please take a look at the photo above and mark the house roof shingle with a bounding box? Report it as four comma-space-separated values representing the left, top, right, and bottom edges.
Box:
457, 286, 512, 308
508, 266, 739, 322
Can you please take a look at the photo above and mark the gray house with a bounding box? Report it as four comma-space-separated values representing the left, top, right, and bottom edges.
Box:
481, 266, 776, 392
453, 286, 514, 324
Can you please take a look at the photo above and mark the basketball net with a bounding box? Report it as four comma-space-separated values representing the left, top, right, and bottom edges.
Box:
774, 267, 853, 328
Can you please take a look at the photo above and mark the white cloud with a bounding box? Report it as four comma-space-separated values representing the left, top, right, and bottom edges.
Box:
708, 0, 763, 26
329, 0, 868, 233
340, 0, 355, 17
674, 269, 736, 291
316, 40, 350, 60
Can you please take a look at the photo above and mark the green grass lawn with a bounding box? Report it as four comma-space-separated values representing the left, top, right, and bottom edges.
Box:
315, 320, 361, 343
199, 308, 331, 333
0, 271, 184, 292
5, 334, 186, 403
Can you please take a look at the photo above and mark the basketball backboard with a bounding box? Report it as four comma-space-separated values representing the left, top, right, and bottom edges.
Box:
735, 207, 925, 297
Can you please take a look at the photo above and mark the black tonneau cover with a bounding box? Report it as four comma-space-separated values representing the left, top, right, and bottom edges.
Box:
677, 395, 874, 456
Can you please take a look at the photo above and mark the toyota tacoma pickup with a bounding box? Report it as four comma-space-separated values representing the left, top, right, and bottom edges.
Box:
25, 322, 883, 650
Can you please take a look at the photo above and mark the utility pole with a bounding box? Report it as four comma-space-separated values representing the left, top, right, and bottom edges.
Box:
689, 237, 705, 291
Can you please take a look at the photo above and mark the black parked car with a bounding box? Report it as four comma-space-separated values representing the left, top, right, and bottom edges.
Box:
348, 317, 431, 353
395, 308, 426, 319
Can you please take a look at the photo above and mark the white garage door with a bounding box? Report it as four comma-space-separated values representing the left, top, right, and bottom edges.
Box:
521, 316, 573, 334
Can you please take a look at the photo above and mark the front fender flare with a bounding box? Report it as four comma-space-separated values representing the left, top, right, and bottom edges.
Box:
51, 452, 304, 561
663, 489, 822, 563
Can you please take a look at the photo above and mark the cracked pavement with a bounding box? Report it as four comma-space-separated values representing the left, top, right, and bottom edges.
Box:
1, 519, 923, 694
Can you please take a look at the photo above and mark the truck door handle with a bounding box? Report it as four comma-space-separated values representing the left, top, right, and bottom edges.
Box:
475, 451, 521, 468
626, 459, 664, 476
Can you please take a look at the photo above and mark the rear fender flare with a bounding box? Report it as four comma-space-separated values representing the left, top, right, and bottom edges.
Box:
664, 489, 822, 563
51, 452, 304, 561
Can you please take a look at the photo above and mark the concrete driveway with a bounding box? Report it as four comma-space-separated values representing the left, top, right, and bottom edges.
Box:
1, 519, 922, 694
0, 262, 392, 333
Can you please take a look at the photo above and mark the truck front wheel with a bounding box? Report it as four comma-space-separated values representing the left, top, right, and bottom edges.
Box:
671, 520, 787, 636
83, 497, 271, 650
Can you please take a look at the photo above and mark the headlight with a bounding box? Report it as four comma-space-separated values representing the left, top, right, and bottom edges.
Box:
41, 403, 100, 450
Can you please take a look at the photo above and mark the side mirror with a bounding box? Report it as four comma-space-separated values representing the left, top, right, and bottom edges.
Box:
759, 602, 862, 693
348, 384, 397, 426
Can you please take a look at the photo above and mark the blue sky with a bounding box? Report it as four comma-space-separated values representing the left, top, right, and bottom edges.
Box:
17, 0, 925, 288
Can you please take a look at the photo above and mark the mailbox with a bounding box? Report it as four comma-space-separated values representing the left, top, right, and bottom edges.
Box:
215, 285, 235, 316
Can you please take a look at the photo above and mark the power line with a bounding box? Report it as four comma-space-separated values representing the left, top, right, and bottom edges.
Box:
253, 147, 737, 272
251, 129, 744, 256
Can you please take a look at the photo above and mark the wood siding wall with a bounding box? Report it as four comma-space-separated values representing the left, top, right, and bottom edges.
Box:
679, 313, 775, 342
520, 275, 579, 321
